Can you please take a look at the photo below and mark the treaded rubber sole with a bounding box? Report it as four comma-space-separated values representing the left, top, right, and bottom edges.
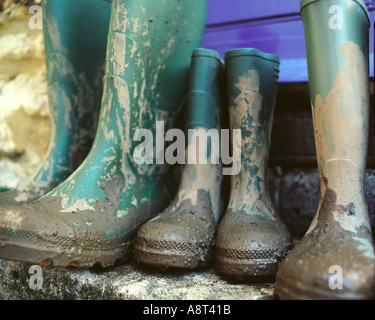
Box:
214, 245, 289, 278
133, 239, 211, 269
0, 240, 131, 268
214, 254, 279, 279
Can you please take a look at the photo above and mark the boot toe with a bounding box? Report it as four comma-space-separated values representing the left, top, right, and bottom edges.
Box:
134, 208, 215, 269
214, 211, 293, 278
0, 197, 131, 268
0, 202, 77, 266
275, 227, 375, 300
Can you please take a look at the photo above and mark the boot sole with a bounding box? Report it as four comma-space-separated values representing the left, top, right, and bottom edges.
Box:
0, 240, 131, 268
275, 274, 374, 300
134, 237, 211, 269
214, 255, 279, 279
214, 246, 287, 278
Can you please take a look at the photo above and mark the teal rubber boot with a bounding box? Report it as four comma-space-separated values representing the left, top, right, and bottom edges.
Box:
0, 0, 112, 205
0, 0, 207, 268
134, 49, 224, 269
214, 49, 293, 279
275, 0, 375, 299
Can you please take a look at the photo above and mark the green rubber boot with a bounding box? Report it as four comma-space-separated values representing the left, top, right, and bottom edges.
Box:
275, 0, 375, 299
0, 0, 207, 268
0, 0, 112, 205
134, 49, 224, 269
214, 49, 293, 279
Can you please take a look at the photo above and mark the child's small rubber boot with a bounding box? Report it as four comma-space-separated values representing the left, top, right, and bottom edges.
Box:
134, 49, 224, 269
214, 49, 293, 279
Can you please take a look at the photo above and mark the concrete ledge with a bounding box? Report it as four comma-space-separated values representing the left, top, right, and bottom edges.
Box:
0, 259, 274, 300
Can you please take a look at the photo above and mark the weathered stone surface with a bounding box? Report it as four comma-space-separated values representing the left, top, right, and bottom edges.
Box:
0, 160, 23, 191
0, 3, 49, 190
279, 168, 375, 237
0, 259, 274, 300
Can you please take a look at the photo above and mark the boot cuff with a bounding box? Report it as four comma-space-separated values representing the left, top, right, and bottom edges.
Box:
224, 48, 280, 65
300, 0, 370, 26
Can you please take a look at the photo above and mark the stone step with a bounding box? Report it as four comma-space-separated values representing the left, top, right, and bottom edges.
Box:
0, 259, 274, 300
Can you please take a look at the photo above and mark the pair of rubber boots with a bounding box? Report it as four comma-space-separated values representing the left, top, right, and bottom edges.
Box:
0, 0, 293, 276
134, 48, 294, 277
275, 0, 375, 300
0, 0, 208, 267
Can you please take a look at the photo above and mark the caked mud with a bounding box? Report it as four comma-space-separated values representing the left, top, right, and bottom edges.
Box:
215, 50, 293, 278
0, 0, 207, 268
0, 176, 154, 268
133, 49, 223, 270
135, 190, 218, 269
275, 40, 375, 300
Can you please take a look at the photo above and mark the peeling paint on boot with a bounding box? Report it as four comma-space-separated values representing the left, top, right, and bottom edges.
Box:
0, 0, 111, 205
276, 43, 375, 299
0, 0, 207, 268
215, 49, 293, 279
133, 49, 224, 270
308, 41, 370, 234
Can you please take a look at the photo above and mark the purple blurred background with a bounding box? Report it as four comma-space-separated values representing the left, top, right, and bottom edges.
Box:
202, 0, 375, 83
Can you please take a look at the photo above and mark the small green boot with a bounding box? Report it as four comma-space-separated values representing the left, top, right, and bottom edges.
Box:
214, 49, 293, 279
0, 0, 207, 268
275, 0, 375, 299
134, 49, 224, 269
0, 0, 112, 205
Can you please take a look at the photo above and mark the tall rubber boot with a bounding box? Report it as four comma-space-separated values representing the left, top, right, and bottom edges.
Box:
0, 0, 112, 205
214, 49, 293, 279
0, 0, 207, 268
275, 0, 375, 299
134, 49, 224, 269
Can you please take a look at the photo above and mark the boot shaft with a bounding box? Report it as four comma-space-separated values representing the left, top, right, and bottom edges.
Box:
301, 0, 370, 101
43, 0, 112, 79
50, 0, 208, 211
184, 49, 224, 167
105, 0, 207, 113
33, 0, 112, 184
225, 49, 280, 184
177, 49, 224, 220
301, 0, 370, 193
98, 0, 208, 169
185, 49, 224, 131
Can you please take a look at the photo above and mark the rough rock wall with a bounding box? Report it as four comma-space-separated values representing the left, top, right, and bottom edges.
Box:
0, 1, 49, 191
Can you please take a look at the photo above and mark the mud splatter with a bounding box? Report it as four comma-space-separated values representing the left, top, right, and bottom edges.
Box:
276, 186, 375, 300
176, 127, 222, 221
135, 190, 217, 269
308, 41, 369, 233
227, 69, 274, 220
0, 0, 207, 269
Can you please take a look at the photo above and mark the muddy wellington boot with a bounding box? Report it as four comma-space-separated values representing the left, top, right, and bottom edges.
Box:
0, 0, 207, 268
214, 49, 293, 279
0, 0, 112, 205
134, 49, 224, 269
275, 0, 375, 300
